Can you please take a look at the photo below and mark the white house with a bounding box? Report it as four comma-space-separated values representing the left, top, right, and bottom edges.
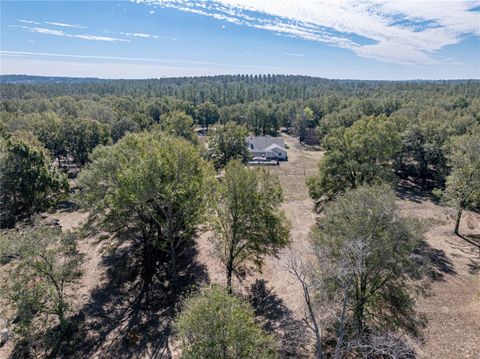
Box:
246, 136, 288, 162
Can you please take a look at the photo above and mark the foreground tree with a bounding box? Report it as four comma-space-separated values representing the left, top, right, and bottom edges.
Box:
176, 285, 276, 359
0, 131, 68, 227
210, 160, 290, 291
310, 185, 424, 338
438, 129, 480, 235
208, 122, 250, 170
77, 131, 213, 288
286, 256, 325, 359
1, 225, 82, 342
307, 115, 401, 211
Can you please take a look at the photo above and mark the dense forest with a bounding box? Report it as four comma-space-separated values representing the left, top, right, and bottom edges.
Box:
1, 75, 479, 358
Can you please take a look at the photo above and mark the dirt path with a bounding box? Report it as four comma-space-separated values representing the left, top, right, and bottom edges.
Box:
44, 210, 106, 309
400, 201, 480, 359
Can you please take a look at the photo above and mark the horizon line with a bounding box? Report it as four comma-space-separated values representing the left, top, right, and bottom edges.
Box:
2, 73, 480, 82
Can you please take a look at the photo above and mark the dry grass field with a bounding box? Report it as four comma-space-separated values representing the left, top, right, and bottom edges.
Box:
1, 134, 479, 359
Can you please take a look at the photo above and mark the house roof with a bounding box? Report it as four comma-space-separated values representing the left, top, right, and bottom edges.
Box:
264, 143, 286, 153
246, 136, 285, 151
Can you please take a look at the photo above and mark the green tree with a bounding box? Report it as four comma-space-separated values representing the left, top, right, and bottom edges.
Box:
160, 110, 198, 144
316, 106, 362, 142
211, 160, 290, 291
63, 118, 110, 165
111, 116, 141, 143
208, 122, 250, 170
30, 112, 68, 163
1, 225, 82, 338
303, 106, 316, 128
22, 114, 110, 166
77, 132, 213, 288
399, 107, 453, 184
176, 285, 277, 359
196, 101, 219, 130
293, 113, 308, 144
438, 129, 480, 235
0, 131, 69, 227
248, 101, 278, 136
310, 185, 423, 336
307, 115, 401, 210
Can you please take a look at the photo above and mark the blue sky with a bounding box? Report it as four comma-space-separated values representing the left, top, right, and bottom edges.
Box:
1, 0, 479, 80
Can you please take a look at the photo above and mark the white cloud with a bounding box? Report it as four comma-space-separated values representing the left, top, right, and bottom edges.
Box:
17, 19, 41, 25
21, 26, 129, 42
28, 27, 66, 36
0, 50, 300, 72
149, 10, 156, 14
120, 32, 176, 40
74, 34, 129, 42
18, 19, 85, 28
284, 52, 305, 57
44, 21, 85, 29
134, 0, 480, 64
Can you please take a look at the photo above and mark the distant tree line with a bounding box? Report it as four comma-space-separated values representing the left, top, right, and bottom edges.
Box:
1, 75, 480, 358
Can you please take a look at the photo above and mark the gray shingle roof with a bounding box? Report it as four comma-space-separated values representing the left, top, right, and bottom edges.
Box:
246, 136, 285, 151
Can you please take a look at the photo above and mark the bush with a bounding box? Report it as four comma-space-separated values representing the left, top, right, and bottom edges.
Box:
176, 286, 277, 359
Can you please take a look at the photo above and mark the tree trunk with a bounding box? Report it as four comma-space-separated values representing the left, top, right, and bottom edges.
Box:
354, 299, 365, 335
334, 285, 350, 359
454, 207, 463, 235
142, 240, 154, 292
226, 265, 233, 294
170, 241, 177, 289
303, 283, 322, 359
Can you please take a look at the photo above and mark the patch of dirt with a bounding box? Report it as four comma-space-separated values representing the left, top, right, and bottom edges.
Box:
404, 203, 480, 359
198, 135, 480, 358
3, 134, 479, 359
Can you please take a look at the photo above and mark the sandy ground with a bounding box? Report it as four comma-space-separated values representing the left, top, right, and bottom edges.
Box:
2, 133, 479, 358
198, 134, 480, 358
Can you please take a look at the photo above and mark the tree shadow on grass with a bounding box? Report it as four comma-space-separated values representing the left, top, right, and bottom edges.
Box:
413, 241, 457, 282
467, 259, 480, 275
457, 233, 480, 250
395, 179, 438, 204
10, 239, 209, 359
247, 279, 310, 359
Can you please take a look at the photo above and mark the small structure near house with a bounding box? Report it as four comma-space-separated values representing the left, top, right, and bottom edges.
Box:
246, 136, 288, 165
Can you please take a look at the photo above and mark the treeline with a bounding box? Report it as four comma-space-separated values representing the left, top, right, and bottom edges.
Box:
2, 75, 479, 103
1, 76, 480, 358
2, 76, 479, 146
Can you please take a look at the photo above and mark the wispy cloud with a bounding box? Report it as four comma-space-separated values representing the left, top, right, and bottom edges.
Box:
149, 10, 156, 14
18, 19, 85, 29
20, 26, 129, 42
284, 52, 305, 57
17, 19, 41, 25
133, 0, 480, 65
0, 50, 299, 71
120, 32, 176, 40
45, 21, 85, 29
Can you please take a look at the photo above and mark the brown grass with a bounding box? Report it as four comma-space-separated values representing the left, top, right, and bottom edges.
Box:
2, 134, 479, 358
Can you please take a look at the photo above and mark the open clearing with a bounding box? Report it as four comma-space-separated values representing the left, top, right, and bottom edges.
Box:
2, 134, 479, 359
